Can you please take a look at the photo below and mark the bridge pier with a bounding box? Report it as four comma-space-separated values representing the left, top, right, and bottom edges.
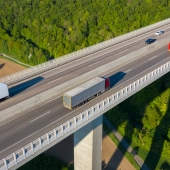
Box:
74, 115, 103, 170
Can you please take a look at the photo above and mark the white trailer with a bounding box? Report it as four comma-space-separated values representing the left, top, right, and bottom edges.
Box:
0, 83, 9, 100
63, 77, 105, 109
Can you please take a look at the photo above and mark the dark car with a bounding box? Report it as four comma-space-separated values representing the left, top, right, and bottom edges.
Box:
145, 38, 156, 44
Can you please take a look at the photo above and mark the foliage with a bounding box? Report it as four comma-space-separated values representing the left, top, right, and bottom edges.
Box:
0, 0, 170, 65
18, 154, 73, 170
105, 72, 170, 169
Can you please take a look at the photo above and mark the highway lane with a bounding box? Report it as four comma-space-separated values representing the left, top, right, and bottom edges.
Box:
0, 45, 170, 159
0, 24, 170, 112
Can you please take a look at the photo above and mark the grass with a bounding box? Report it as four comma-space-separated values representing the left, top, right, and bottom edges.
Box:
121, 100, 170, 170
0, 53, 29, 68
103, 124, 141, 170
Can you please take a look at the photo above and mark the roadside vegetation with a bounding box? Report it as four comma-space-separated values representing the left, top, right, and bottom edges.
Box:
0, 0, 170, 65
18, 154, 73, 170
105, 72, 170, 170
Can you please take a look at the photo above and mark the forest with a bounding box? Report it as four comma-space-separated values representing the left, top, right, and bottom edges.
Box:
0, 0, 170, 65
106, 72, 170, 169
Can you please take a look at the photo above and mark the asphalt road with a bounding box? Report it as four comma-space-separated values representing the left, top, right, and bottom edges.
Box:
1, 24, 170, 111
0, 24, 170, 159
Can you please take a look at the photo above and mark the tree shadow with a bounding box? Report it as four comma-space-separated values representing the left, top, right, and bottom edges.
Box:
0, 63, 5, 69
9, 76, 44, 97
159, 161, 170, 170
133, 146, 140, 155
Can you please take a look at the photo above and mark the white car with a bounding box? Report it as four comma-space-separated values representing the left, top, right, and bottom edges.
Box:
155, 30, 164, 35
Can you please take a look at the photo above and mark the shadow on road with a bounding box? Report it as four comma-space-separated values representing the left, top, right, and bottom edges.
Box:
9, 76, 44, 97
109, 71, 126, 88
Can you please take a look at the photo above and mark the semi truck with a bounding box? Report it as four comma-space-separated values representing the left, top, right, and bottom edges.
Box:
168, 43, 170, 51
63, 77, 110, 109
0, 83, 9, 100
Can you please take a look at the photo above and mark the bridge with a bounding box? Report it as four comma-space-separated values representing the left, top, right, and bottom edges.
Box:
0, 18, 170, 170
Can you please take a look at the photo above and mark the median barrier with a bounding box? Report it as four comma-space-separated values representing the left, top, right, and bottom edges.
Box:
0, 105, 21, 121
0, 35, 170, 124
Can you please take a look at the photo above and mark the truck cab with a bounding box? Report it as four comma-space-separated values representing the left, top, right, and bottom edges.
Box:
168, 43, 170, 51
101, 76, 110, 90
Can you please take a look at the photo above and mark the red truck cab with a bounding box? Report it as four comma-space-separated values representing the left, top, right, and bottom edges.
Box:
168, 43, 170, 51
101, 76, 110, 90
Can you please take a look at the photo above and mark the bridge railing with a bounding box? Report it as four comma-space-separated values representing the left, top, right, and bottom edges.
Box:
0, 61, 170, 170
0, 18, 170, 85
1, 35, 170, 123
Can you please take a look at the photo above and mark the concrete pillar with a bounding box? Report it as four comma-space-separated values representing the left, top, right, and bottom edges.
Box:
74, 115, 103, 170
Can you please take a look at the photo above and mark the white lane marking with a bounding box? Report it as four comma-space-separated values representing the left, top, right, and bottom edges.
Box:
88, 62, 99, 67
47, 78, 62, 84
100, 48, 166, 77
0, 95, 62, 127
105, 57, 170, 90
119, 49, 128, 53
45, 72, 59, 78
30, 111, 50, 122
0, 106, 80, 154
1, 43, 168, 126
149, 55, 158, 60
1, 57, 169, 154
42, 26, 168, 79
125, 69, 131, 73
1, 47, 167, 126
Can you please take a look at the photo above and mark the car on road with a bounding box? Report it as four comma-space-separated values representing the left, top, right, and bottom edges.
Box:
155, 30, 164, 35
145, 38, 156, 44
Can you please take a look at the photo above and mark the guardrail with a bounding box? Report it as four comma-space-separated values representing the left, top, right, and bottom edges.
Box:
1, 35, 170, 123
0, 60, 170, 170
0, 18, 170, 85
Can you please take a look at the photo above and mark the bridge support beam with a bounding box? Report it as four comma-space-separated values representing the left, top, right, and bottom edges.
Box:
74, 115, 103, 170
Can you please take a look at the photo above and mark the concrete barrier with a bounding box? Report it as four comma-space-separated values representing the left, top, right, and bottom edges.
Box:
0, 35, 170, 123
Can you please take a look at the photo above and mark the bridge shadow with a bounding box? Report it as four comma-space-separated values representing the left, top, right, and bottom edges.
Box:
104, 72, 170, 170
9, 76, 44, 97
0, 63, 5, 69
109, 71, 126, 88
44, 134, 74, 165
143, 103, 170, 169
